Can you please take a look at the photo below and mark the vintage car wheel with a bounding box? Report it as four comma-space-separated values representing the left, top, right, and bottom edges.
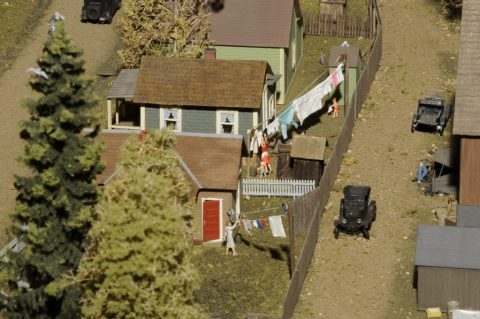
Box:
362, 229, 370, 240
333, 227, 340, 239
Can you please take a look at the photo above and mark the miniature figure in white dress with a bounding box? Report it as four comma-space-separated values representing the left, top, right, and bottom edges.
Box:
224, 220, 240, 256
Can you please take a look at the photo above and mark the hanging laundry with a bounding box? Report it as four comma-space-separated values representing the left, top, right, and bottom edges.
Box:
266, 118, 280, 137
293, 80, 332, 125
260, 219, 269, 230
256, 219, 264, 230
330, 64, 344, 88
252, 220, 259, 229
268, 215, 286, 238
277, 105, 299, 140
242, 219, 252, 233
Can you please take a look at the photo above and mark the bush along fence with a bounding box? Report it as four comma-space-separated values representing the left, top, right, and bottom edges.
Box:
280, 1, 383, 319
304, 0, 380, 38
242, 179, 315, 198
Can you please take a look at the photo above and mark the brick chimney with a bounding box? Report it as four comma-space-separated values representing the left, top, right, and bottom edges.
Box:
204, 48, 217, 60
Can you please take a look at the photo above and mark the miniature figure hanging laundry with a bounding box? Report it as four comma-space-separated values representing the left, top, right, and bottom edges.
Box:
224, 220, 240, 256
269, 215, 286, 237
261, 151, 272, 173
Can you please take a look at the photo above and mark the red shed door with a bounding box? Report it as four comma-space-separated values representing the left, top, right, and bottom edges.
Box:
203, 200, 220, 241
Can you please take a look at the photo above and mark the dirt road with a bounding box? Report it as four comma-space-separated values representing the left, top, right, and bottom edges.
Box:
0, 1, 120, 242
293, 0, 459, 318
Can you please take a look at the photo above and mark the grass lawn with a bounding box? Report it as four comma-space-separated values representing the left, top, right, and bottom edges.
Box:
0, 0, 52, 76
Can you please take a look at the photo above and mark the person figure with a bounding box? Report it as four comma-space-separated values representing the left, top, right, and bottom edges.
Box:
224, 219, 240, 256
417, 160, 428, 184
257, 161, 267, 177
332, 97, 340, 118
261, 151, 272, 174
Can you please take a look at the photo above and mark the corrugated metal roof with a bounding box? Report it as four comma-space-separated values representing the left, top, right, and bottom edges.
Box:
290, 135, 326, 160
328, 46, 360, 67
457, 205, 480, 227
208, 0, 301, 48
107, 69, 139, 99
415, 225, 480, 269
453, 0, 480, 136
133, 56, 269, 109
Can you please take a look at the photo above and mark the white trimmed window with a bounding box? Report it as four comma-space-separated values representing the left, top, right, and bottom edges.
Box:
268, 94, 276, 119
216, 110, 238, 134
160, 108, 182, 131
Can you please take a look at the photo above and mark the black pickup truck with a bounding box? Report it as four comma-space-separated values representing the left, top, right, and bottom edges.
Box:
81, 0, 121, 24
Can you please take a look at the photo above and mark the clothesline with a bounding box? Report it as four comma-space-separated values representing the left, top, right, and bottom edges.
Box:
265, 63, 345, 139
241, 207, 286, 216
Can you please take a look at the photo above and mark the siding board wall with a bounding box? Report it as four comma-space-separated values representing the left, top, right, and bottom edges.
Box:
417, 267, 480, 311
238, 109, 254, 142
182, 107, 217, 134
145, 106, 160, 129
460, 137, 480, 204
215, 46, 285, 103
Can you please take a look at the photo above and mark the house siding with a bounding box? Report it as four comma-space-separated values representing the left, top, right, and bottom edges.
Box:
182, 107, 217, 134
215, 46, 285, 104
145, 105, 160, 129
417, 266, 480, 311
238, 109, 254, 142
459, 137, 480, 205
286, 10, 304, 96
195, 191, 235, 243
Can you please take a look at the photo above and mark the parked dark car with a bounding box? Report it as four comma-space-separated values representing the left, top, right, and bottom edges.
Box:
411, 96, 453, 135
81, 0, 121, 24
334, 185, 376, 240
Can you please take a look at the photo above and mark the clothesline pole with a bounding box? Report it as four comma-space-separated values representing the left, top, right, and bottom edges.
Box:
344, 53, 349, 118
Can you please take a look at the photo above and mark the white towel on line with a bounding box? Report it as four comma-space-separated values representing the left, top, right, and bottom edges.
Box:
268, 215, 286, 238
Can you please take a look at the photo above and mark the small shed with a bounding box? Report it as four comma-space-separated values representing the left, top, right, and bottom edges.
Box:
456, 205, 480, 227
320, 0, 347, 15
415, 225, 480, 311
290, 135, 326, 186
276, 143, 294, 180
329, 46, 362, 106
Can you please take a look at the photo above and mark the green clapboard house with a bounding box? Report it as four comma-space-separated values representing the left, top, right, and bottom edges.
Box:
106, 56, 278, 140
208, 0, 304, 105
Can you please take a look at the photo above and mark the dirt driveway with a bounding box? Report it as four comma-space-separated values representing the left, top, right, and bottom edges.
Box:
293, 0, 459, 318
0, 0, 120, 242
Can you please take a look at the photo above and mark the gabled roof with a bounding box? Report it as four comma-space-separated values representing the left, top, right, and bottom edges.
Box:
97, 130, 244, 192
208, 0, 302, 48
415, 224, 480, 270
453, 0, 480, 136
133, 56, 270, 109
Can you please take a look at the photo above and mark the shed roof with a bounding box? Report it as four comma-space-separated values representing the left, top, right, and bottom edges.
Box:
328, 46, 360, 67
208, 0, 301, 48
453, 0, 480, 136
133, 56, 269, 109
434, 148, 457, 168
415, 225, 480, 270
290, 135, 326, 160
97, 130, 243, 192
107, 69, 139, 99
456, 205, 480, 227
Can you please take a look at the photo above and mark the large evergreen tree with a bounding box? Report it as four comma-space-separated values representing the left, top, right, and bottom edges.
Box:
77, 130, 205, 318
117, 0, 211, 68
0, 21, 103, 318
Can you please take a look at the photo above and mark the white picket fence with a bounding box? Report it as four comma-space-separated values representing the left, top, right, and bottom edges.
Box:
242, 178, 316, 198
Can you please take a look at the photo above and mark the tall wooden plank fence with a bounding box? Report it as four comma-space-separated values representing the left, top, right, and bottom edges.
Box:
279, 0, 383, 318
304, 12, 372, 38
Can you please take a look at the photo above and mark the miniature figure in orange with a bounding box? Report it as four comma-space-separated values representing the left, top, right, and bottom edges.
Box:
332, 97, 340, 118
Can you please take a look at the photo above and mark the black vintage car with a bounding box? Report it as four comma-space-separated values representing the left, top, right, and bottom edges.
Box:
81, 0, 121, 24
411, 96, 453, 135
334, 185, 377, 240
